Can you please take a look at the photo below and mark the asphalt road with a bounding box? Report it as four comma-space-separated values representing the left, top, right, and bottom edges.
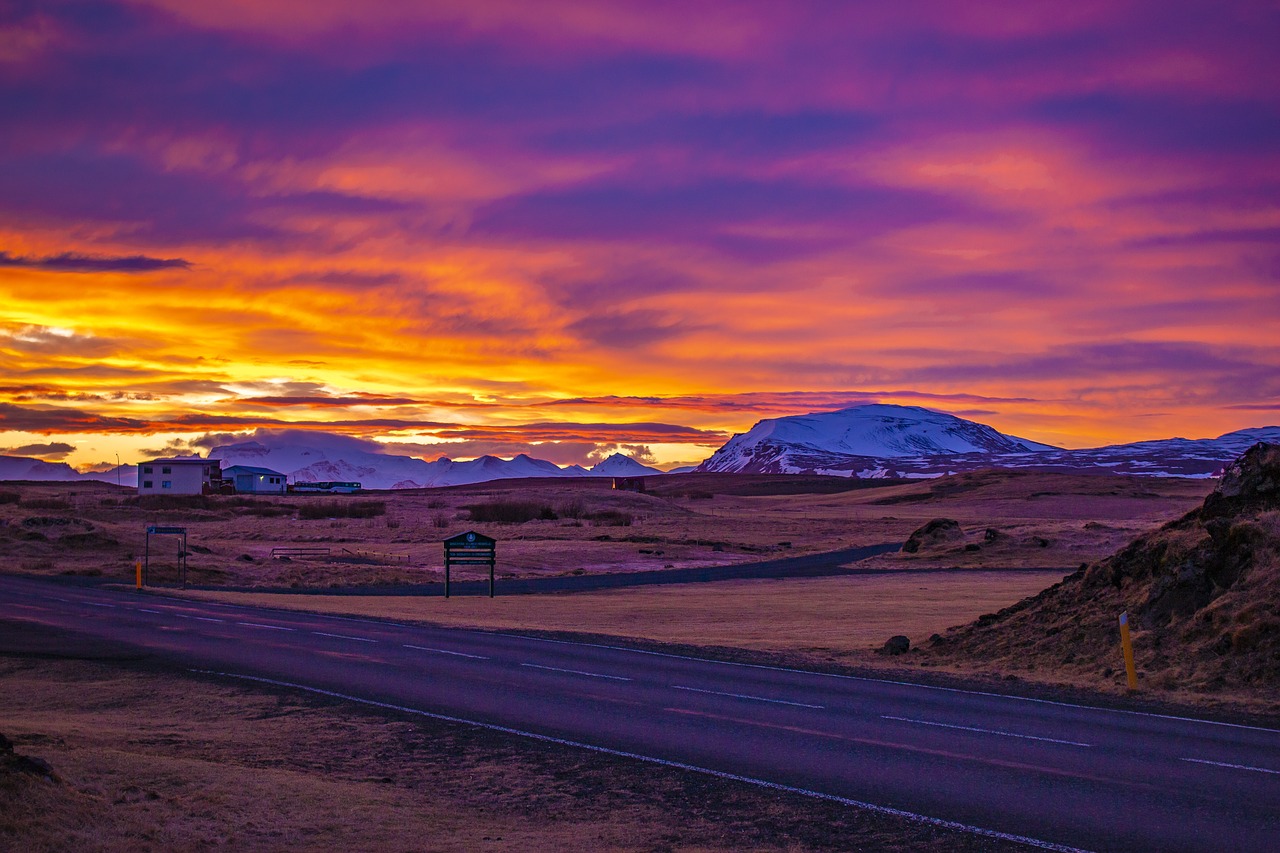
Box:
214, 540, 910, 596
3, 574, 1278, 852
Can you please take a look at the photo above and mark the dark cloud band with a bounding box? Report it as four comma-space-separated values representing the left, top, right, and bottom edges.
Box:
0, 250, 190, 273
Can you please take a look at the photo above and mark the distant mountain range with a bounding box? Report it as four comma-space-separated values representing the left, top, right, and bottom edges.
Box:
0, 440, 662, 490
3, 404, 1277, 487
204, 433, 663, 490
0, 456, 91, 482
695, 405, 1280, 479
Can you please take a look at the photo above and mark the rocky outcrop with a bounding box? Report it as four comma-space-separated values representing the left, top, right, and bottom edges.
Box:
925, 443, 1280, 698
881, 635, 911, 655
0, 733, 57, 782
1206, 442, 1280, 505
902, 518, 964, 553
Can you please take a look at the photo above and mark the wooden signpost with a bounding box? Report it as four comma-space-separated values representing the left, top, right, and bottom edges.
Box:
443, 531, 497, 598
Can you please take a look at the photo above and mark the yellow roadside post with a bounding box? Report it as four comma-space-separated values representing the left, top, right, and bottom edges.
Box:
1119, 611, 1138, 690
135, 559, 143, 591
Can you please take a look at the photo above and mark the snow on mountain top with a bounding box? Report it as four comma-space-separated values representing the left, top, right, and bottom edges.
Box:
589, 453, 663, 476
1218, 426, 1280, 444
201, 430, 661, 489
706, 404, 1057, 467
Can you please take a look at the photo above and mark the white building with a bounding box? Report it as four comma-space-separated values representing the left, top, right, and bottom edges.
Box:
223, 465, 287, 495
137, 458, 220, 496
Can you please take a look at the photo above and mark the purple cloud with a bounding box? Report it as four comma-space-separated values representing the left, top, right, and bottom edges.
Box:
471, 177, 979, 253
1, 441, 75, 459
0, 250, 189, 272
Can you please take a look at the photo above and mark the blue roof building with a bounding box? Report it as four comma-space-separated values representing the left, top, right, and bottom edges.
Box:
223, 464, 287, 495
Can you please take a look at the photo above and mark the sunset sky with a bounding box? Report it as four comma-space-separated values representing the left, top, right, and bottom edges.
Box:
2, 1, 1278, 471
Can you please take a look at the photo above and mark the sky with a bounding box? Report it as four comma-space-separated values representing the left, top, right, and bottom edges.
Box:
1, 0, 1278, 472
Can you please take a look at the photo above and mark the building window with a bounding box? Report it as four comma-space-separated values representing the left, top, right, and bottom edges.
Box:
142, 481, 153, 489
142, 466, 152, 474
162, 466, 172, 474
162, 481, 172, 489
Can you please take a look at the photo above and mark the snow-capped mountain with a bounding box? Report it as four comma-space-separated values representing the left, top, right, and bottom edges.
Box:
698, 404, 1057, 475
209, 434, 438, 490
971, 426, 1280, 478
695, 405, 1280, 479
203, 431, 656, 490
404, 453, 579, 489
588, 453, 663, 477
8, 413, 1278, 487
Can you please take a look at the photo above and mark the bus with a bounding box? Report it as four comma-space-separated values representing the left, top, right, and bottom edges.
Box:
288, 481, 362, 494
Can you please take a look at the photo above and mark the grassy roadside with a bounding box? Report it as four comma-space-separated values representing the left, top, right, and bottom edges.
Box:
170, 569, 1280, 718
0, 652, 1024, 852
174, 571, 1064, 658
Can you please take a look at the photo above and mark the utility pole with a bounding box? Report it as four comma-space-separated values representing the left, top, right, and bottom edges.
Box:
116, 453, 121, 488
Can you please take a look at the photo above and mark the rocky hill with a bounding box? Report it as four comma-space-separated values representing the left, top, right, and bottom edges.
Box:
925, 442, 1280, 702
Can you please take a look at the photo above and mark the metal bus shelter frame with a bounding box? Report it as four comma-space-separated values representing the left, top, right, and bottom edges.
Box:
144, 525, 188, 588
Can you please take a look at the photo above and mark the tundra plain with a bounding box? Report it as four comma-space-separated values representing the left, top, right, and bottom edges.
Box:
4, 470, 1241, 705
1, 471, 1211, 587
9, 470, 1260, 851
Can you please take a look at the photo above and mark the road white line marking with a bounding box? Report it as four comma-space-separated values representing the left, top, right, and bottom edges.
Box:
499, 633, 1280, 735
235, 622, 295, 631
313, 631, 377, 643
404, 644, 486, 659
138, 609, 161, 614
192, 616, 225, 623
120, 589, 1270, 736
673, 685, 824, 709
521, 663, 631, 681
1182, 757, 1280, 775
881, 716, 1092, 748
191, 670, 1091, 853
84, 602, 116, 608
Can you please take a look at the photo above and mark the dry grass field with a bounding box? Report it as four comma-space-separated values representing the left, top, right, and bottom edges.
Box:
0, 471, 1211, 588
181, 570, 1064, 662
845, 470, 1213, 571
0, 653, 1022, 852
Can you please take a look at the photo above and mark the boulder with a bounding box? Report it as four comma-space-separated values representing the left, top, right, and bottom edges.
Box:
1210, 442, 1280, 504
881, 635, 911, 655
902, 518, 964, 553
0, 733, 58, 782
